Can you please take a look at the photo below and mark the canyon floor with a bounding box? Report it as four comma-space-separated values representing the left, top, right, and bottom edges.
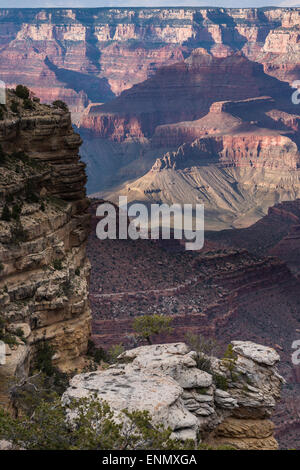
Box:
87, 199, 300, 449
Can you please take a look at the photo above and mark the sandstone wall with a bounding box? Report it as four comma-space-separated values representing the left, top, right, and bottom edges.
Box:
0, 7, 299, 117
0, 90, 91, 406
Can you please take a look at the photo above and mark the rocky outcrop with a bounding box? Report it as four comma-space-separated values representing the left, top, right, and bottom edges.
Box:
99, 85, 300, 230
152, 96, 300, 149
80, 50, 293, 142
63, 341, 284, 450
103, 133, 300, 231
152, 133, 300, 172
0, 89, 91, 405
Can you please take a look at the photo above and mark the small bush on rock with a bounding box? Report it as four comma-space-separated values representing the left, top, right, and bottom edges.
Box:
35, 341, 56, 377
23, 98, 34, 110
0, 144, 6, 165
52, 259, 63, 270
0, 395, 198, 450
1, 204, 11, 221
10, 222, 28, 244
132, 314, 173, 345
52, 100, 68, 111
185, 333, 221, 373
11, 203, 22, 221
222, 344, 239, 381
213, 373, 228, 391
108, 343, 125, 363
15, 85, 30, 100
0, 313, 18, 347
10, 101, 19, 114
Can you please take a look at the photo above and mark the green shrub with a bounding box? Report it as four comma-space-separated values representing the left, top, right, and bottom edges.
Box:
108, 343, 124, 363
10, 222, 28, 244
132, 314, 173, 345
87, 339, 108, 364
52, 100, 68, 111
14, 327, 26, 339
75, 267, 80, 276
10, 101, 19, 114
15, 85, 30, 100
11, 203, 22, 220
0, 314, 18, 347
0, 144, 6, 165
1, 204, 11, 221
213, 373, 228, 391
23, 98, 34, 110
53, 259, 63, 270
0, 333, 17, 347
35, 341, 56, 377
195, 355, 212, 373
8, 327, 27, 344
222, 344, 239, 381
0, 395, 197, 450
185, 333, 221, 373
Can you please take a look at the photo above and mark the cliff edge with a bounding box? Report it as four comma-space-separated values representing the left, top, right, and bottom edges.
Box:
0, 89, 91, 406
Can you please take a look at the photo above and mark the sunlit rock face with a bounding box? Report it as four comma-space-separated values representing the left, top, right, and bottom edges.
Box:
63, 341, 284, 450
0, 7, 299, 119
80, 51, 294, 142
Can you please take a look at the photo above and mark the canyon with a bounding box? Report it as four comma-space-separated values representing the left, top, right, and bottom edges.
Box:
0, 88, 289, 450
87, 198, 300, 448
89, 50, 300, 228
1, 7, 300, 225
0, 86, 297, 449
80, 52, 295, 142
0, 6, 300, 117
99, 95, 300, 229
1, 6, 300, 449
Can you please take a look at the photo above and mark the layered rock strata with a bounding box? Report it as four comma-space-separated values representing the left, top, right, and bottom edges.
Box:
0, 89, 91, 406
0, 7, 300, 117
63, 341, 284, 450
80, 50, 293, 142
